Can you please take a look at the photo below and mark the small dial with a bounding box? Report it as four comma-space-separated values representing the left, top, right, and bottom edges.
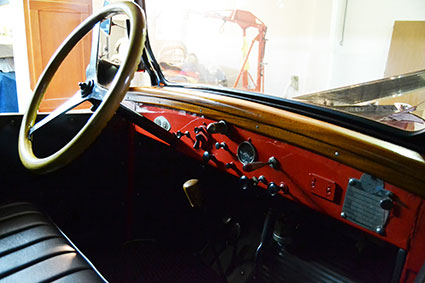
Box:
237, 141, 256, 165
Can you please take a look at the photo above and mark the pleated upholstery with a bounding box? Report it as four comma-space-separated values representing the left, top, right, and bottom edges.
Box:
0, 202, 106, 283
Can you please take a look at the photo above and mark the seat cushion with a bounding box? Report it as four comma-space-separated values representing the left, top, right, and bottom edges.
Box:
0, 202, 106, 283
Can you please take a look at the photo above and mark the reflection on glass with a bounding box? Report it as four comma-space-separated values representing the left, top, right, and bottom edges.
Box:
145, 0, 425, 132
97, 14, 128, 88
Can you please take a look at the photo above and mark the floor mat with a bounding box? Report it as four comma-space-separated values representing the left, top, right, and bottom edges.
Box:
100, 240, 226, 283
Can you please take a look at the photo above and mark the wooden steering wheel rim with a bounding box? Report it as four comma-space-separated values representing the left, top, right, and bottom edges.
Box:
18, 1, 146, 174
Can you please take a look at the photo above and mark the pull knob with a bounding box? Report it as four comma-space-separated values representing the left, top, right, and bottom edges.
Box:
215, 142, 228, 150
202, 151, 215, 163
240, 175, 251, 190
207, 120, 228, 135
239, 175, 255, 190
194, 134, 206, 149
380, 198, 393, 210
243, 156, 278, 172
267, 182, 280, 196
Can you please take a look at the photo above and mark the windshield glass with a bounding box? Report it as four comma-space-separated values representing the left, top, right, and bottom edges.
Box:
144, 0, 425, 132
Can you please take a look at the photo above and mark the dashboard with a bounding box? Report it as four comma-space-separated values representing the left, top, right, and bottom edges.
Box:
133, 103, 423, 251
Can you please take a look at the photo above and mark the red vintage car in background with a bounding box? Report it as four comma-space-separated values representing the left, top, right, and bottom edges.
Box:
1, 1, 425, 282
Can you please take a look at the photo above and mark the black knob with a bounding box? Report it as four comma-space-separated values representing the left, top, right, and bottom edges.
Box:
202, 151, 214, 163
380, 198, 393, 210
267, 182, 280, 196
225, 162, 235, 169
240, 175, 250, 190
215, 142, 228, 150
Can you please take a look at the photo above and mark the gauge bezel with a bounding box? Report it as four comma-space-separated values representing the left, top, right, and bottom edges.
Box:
237, 141, 256, 165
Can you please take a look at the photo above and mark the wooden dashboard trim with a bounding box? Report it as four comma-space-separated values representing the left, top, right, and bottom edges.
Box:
127, 86, 425, 197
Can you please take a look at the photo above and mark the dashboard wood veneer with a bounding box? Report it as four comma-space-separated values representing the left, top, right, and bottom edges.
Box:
127, 86, 425, 198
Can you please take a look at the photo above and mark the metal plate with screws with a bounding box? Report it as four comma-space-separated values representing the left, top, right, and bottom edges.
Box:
341, 174, 392, 235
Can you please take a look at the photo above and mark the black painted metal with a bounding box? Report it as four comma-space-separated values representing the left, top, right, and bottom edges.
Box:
117, 103, 177, 145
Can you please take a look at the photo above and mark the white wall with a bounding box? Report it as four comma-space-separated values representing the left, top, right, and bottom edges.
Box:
11, 0, 425, 109
257, 0, 425, 97
261, 0, 334, 97
328, 0, 425, 90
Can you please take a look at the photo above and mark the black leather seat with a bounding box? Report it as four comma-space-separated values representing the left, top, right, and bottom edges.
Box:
0, 202, 106, 283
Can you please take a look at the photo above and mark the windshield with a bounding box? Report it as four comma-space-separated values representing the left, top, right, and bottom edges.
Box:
143, 0, 425, 132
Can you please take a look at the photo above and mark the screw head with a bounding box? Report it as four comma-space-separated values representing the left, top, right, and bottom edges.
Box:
376, 226, 384, 235
340, 212, 347, 218
348, 178, 357, 186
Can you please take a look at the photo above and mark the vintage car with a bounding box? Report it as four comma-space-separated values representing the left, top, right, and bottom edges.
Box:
1, 1, 425, 282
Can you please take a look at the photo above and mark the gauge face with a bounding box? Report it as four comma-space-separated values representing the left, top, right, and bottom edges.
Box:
237, 141, 256, 165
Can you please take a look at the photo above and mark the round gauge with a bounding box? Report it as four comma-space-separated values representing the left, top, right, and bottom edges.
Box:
237, 141, 256, 165
360, 174, 384, 194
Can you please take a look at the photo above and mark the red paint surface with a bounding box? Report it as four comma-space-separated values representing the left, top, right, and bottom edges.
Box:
135, 105, 425, 256
401, 202, 425, 282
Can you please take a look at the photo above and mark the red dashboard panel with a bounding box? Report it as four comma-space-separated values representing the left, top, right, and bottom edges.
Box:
135, 105, 423, 251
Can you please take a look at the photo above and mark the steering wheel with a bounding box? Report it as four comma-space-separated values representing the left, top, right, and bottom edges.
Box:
19, 1, 146, 174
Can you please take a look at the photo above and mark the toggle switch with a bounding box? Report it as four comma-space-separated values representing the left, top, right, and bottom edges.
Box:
194, 134, 206, 149
175, 130, 190, 139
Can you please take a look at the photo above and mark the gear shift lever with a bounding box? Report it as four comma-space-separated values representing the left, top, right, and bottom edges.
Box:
183, 179, 203, 208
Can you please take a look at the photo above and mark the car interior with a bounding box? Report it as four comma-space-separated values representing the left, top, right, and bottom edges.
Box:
1, 1, 425, 282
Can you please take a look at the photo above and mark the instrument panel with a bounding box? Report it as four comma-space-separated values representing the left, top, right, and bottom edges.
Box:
134, 104, 423, 251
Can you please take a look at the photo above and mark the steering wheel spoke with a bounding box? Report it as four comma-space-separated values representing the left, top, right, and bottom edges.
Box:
19, 2, 146, 173
29, 90, 90, 138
